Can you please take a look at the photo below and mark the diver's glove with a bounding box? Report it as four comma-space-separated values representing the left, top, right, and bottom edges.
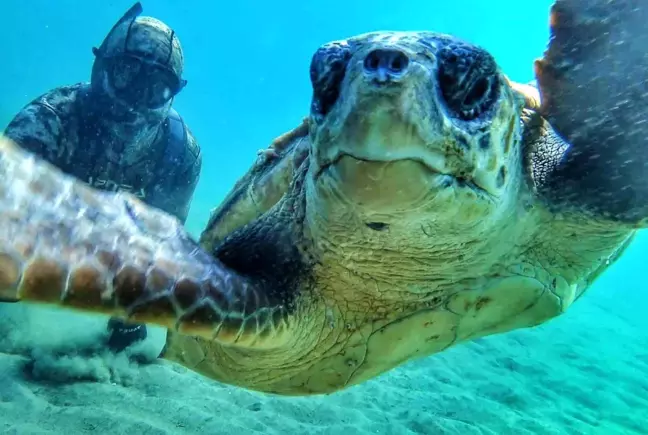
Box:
106, 317, 147, 353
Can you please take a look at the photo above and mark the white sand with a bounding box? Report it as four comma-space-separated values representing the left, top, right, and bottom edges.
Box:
0, 278, 646, 434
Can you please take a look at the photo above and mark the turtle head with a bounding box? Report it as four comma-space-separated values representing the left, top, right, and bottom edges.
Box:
306, 31, 525, 239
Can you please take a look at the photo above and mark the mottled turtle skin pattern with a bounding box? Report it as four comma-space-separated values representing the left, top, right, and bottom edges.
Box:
0, 0, 646, 396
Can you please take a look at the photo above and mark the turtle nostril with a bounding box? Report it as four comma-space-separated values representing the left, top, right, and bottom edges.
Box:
364, 50, 381, 71
389, 52, 408, 73
363, 49, 410, 80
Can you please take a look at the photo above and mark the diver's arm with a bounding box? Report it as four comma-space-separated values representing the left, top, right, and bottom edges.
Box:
172, 148, 202, 224
3, 101, 64, 163
157, 130, 202, 224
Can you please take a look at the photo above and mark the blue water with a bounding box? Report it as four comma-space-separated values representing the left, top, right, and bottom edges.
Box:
0, 0, 557, 236
1, 1, 647, 433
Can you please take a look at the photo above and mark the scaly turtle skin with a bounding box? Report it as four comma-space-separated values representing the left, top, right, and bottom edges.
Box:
0, 0, 647, 396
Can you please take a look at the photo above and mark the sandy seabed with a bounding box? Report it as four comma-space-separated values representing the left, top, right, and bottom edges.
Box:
0, 279, 646, 435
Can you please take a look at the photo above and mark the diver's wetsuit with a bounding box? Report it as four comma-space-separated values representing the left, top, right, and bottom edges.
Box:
3, 82, 202, 353
4, 83, 202, 222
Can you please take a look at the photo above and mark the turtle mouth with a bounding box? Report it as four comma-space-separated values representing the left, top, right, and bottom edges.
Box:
317, 153, 492, 198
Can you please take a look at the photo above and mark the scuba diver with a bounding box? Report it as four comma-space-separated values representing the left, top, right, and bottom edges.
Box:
3, 3, 202, 357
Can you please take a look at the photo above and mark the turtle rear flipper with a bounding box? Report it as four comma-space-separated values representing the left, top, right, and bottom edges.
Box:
534, 0, 648, 224
0, 137, 292, 349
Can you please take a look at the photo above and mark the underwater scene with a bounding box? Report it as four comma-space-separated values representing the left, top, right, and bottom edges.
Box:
0, 0, 647, 433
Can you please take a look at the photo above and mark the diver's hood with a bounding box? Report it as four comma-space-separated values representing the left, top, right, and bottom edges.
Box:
91, 2, 185, 84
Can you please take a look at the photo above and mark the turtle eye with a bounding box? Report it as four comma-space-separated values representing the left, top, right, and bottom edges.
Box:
437, 44, 500, 121
309, 41, 352, 119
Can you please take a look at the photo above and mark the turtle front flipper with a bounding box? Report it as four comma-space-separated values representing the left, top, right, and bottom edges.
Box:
200, 119, 310, 252
0, 136, 291, 349
534, 0, 648, 225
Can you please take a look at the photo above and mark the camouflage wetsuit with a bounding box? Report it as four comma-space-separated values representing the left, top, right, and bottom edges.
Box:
3, 83, 201, 223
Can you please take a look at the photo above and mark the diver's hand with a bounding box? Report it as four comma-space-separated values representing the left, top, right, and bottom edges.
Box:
106, 317, 148, 353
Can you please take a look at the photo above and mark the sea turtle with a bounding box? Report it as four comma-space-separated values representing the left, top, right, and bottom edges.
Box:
0, 0, 647, 396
